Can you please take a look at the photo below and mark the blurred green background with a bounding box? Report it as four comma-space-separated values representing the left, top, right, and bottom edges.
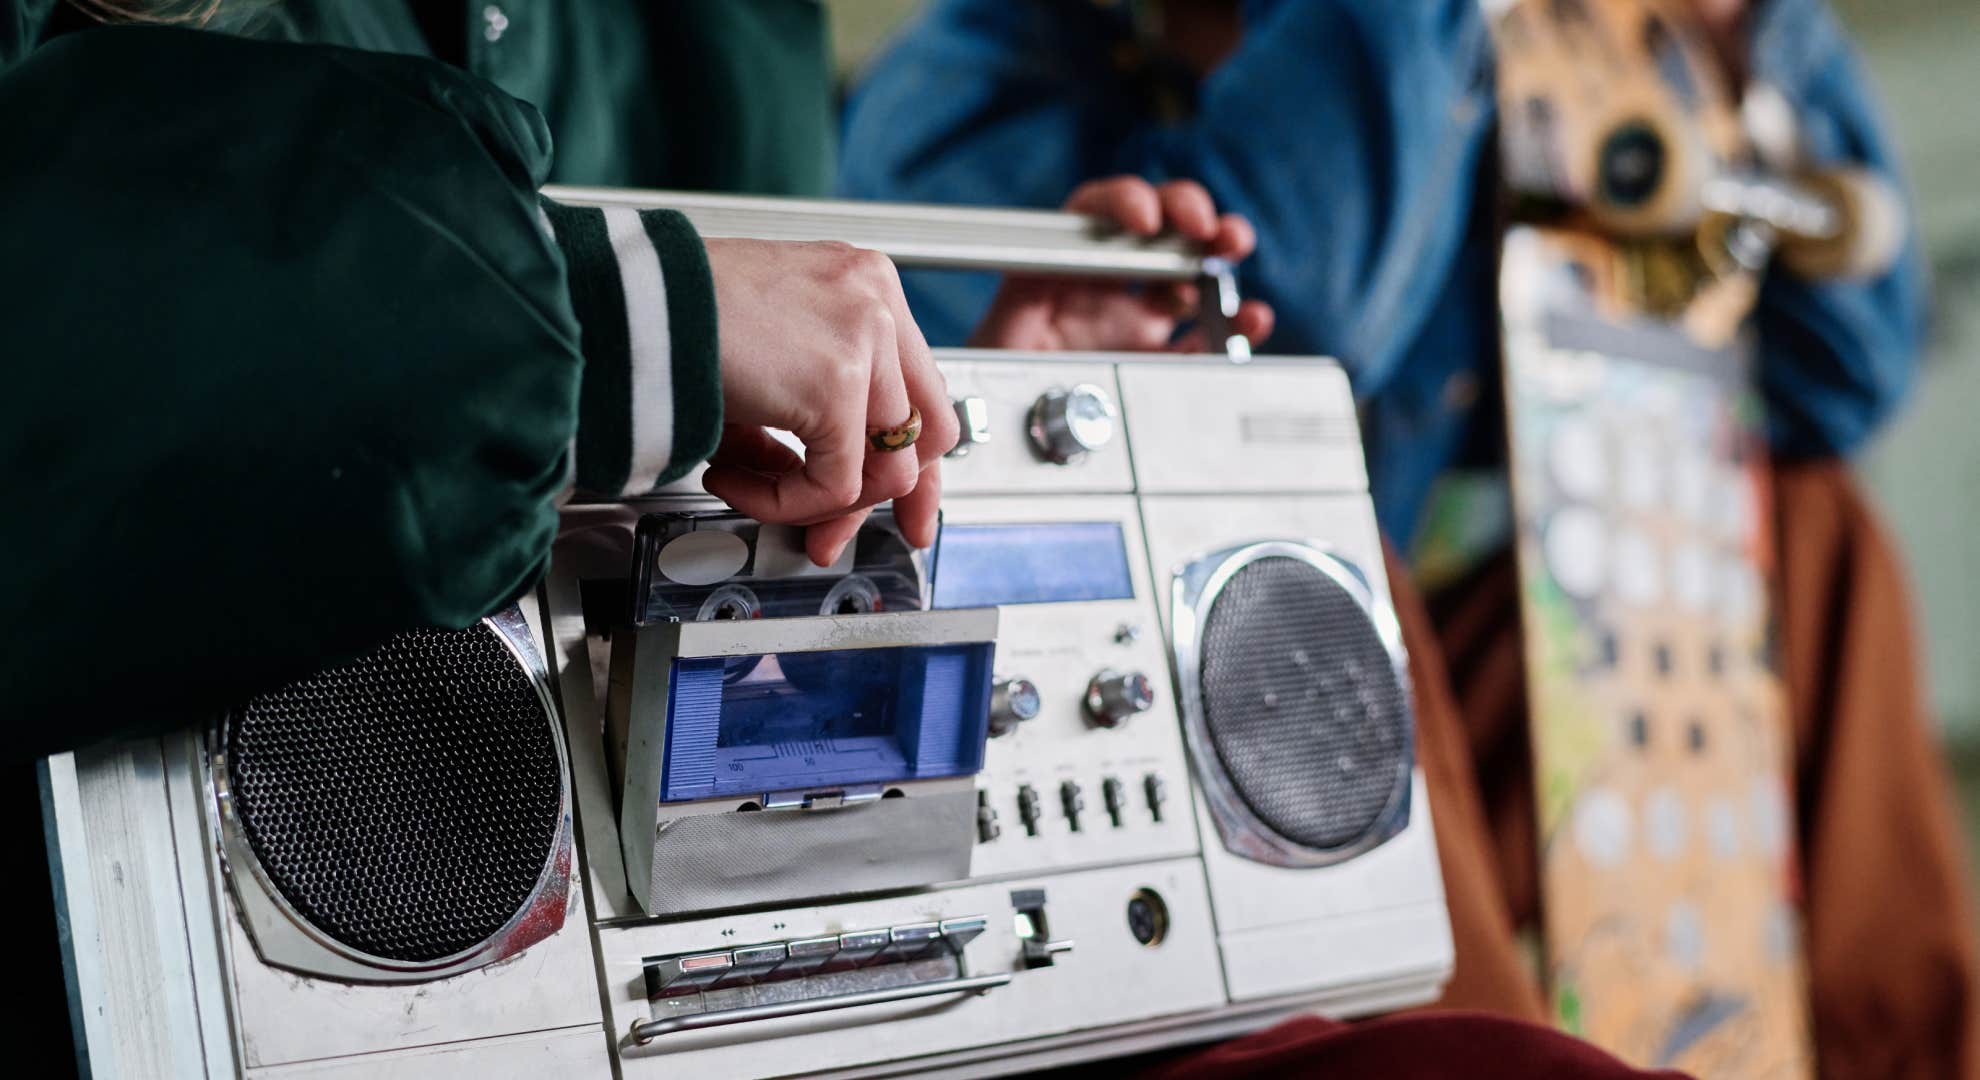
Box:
824, 0, 1980, 911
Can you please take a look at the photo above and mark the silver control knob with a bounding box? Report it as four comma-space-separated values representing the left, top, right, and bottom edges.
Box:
1084, 669, 1155, 729
989, 677, 1042, 738
947, 396, 992, 459
1027, 384, 1117, 465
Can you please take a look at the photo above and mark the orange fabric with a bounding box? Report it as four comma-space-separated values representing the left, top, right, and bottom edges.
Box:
1396, 462, 1979, 1078
1383, 544, 1549, 1022
1772, 461, 1979, 1080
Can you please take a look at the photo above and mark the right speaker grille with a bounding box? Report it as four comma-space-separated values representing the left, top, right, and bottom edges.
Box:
1197, 555, 1411, 853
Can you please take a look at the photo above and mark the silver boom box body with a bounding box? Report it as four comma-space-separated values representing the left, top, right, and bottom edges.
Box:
46, 197, 1451, 1079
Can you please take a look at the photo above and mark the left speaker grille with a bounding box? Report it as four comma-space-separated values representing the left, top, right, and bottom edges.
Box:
1198, 556, 1410, 852
226, 624, 563, 963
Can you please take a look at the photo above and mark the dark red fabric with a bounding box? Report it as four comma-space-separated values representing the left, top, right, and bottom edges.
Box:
1142, 1012, 1693, 1079
1384, 544, 1550, 1020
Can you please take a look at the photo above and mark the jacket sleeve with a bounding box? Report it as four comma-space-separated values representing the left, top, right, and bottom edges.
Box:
1750, 0, 1929, 457
0, 26, 720, 746
839, 0, 1496, 399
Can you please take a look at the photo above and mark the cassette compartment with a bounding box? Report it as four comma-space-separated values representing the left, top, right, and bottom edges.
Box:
631, 510, 929, 625
611, 541, 1001, 914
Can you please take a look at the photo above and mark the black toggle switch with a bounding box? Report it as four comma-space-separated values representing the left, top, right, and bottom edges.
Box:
1102, 776, 1127, 828
1144, 773, 1167, 823
1016, 784, 1042, 837
1060, 780, 1085, 833
976, 789, 1001, 843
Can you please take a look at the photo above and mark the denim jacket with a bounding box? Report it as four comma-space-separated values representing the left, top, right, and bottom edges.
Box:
839, 0, 1926, 543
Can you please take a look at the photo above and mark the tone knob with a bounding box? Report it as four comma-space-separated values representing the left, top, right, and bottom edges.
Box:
989, 677, 1042, 737
1084, 669, 1155, 729
1027, 384, 1117, 465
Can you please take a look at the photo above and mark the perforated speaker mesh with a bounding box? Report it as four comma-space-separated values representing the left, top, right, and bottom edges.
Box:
225, 624, 563, 963
1198, 557, 1410, 851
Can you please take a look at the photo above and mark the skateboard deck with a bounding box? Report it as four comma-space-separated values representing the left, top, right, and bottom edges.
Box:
1486, 1, 1814, 1075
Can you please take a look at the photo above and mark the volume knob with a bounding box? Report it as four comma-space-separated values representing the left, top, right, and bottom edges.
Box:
1028, 384, 1117, 465
989, 677, 1042, 738
1084, 669, 1155, 729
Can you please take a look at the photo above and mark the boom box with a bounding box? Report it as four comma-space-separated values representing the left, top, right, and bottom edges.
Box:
45, 195, 1452, 1079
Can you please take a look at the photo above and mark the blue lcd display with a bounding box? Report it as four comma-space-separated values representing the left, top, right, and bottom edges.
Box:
660, 642, 993, 802
932, 522, 1136, 609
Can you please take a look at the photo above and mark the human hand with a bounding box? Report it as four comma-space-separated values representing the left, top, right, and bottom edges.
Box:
968, 177, 1274, 353
701, 238, 959, 565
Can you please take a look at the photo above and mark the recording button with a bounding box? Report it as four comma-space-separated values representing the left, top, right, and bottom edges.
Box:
939, 916, 988, 954
650, 951, 733, 996
1102, 776, 1127, 828
1060, 780, 1086, 832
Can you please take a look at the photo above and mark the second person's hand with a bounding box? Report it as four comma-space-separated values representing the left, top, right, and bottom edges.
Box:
968, 177, 1275, 353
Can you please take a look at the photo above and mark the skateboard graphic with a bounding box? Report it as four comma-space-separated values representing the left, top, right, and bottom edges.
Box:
1484, 0, 1901, 1074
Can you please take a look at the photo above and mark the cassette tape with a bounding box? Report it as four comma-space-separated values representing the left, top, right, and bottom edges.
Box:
630, 509, 930, 625
609, 509, 998, 915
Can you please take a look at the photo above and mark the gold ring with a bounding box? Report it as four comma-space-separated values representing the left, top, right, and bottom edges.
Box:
868, 407, 922, 453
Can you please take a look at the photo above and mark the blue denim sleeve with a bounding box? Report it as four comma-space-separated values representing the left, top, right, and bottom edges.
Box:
840, 0, 1498, 399
1116, 0, 1496, 399
839, 0, 1139, 346
1750, 0, 1929, 457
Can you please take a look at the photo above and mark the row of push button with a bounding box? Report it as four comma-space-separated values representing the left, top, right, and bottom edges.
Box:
978, 773, 1169, 841
648, 916, 988, 998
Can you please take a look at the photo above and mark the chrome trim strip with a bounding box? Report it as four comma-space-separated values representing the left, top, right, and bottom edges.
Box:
624, 971, 1013, 1047
544, 186, 1203, 279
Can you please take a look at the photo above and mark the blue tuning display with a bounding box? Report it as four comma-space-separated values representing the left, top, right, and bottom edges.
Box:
931, 522, 1136, 609
659, 642, 994, 803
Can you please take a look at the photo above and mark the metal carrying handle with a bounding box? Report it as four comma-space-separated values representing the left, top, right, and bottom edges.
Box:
623, 970, 1014, 1047
544, 185, 1251, 360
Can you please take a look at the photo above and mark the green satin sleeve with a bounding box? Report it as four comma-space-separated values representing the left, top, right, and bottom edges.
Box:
0, 27, 587, 749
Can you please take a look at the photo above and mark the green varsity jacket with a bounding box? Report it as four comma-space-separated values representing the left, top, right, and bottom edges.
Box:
0, 1, 832, 749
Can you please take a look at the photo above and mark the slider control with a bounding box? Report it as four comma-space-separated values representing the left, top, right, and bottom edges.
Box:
1060, 780, 1085, 833
976, 789, 1002, 843
1016, 784, 1042, 837
1102, 776, 1127, 828
1144, 773, 1168, 823
1011, 889, 1075, 969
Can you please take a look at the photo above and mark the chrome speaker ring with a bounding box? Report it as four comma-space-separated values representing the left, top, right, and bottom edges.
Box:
208, 606, 572, 983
